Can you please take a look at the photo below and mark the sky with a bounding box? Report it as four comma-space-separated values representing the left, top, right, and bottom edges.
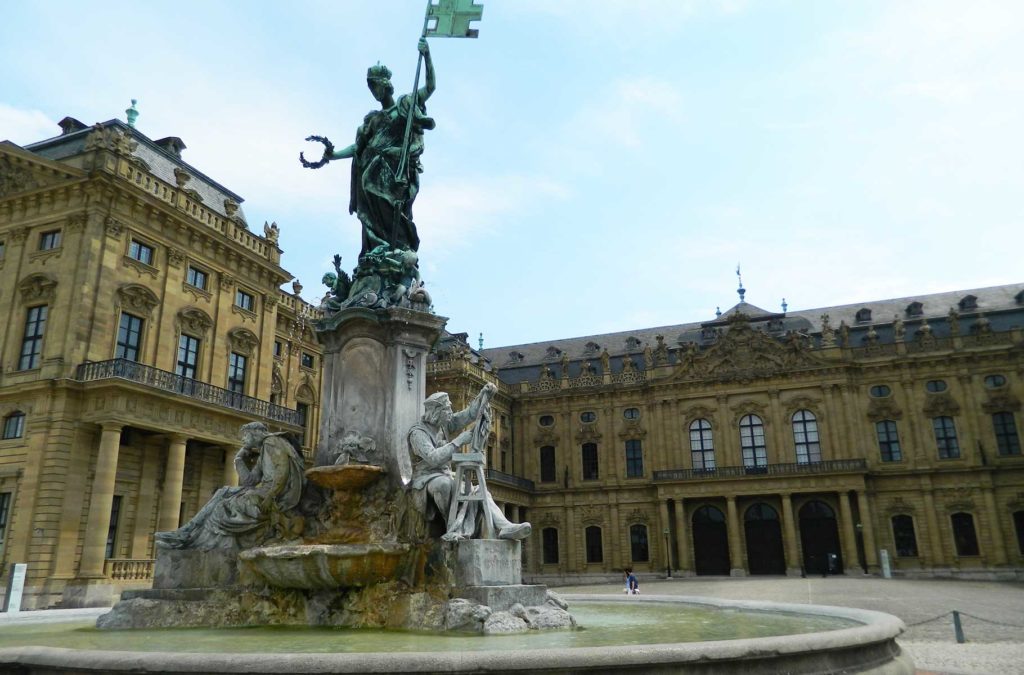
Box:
2, 0, 1022, 349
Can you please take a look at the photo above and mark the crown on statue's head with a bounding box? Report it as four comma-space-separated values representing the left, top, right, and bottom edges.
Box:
367, 62, 392, 82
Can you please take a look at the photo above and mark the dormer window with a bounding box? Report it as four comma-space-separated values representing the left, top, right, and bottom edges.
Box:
507, 351, 524, 364
905, 301, 923, 317
957, 295, 978, 311
855, 308, 872, 323
1016, 290, 1024, 305
625, 336, 641, 350
544, 346, 562, 360
583, 341, 601, 356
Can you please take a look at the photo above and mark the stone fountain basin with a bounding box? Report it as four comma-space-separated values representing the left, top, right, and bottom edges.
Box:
240, 543, 409, 590
305, 464, 385, 490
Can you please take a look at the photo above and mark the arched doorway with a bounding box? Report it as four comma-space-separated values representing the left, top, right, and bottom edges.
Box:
692, 505, 730, 575
744, 503, 786, 575
799, 500, 843, 575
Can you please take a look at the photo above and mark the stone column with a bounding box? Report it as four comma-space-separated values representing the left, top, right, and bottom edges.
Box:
922, 489, 945, 566
673, 498, 690, 573
78, 424, 123, 578
726, 496, 744, 576
856, 490, 879, 572
781, 493, 801, 576
981, 487, 1008, 566
156, 435, 187, 533
564, 502, 577, 573
658, 500, 671, 573
609, 502, 622, 570
838, 491, 860, 573
223, 447, 238, 486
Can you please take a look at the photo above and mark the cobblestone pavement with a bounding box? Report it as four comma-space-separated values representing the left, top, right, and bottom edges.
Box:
558, 576, 1024, 674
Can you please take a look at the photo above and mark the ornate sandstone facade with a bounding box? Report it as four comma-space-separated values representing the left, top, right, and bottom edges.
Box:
0, 118, 323, 608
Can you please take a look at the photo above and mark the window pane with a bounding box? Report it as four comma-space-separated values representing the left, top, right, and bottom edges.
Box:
115, 313, 144, 361
19, 305, 48, 370
3, 413, 25, 439
105, 495, 123, 559
0, 492, 11, 548
932, 416, 960, 459
629, 524, 649, 562
539, 446, 556, 483
582, 443, 599, 480
542, 528, 559, 564
128, 240, 153, 265
625, 439, 644, 478
176, 334, 200, 379
585, 526, 603, 563
793, 410, 821, 464
993, 413, 1021, 456
739, 414, 767, 468
876, 420, 902, 462
187, 266, 208, 290
228, 352, 247, 394
891, 515, 918, 557
951, 512, 979, 556
689, 419, 715, 470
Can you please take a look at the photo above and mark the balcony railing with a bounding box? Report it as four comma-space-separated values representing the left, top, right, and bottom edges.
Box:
487, 468, 535, 492
76, 359, 302, 426
653, 458, 867, 482
104, 558, 155, 581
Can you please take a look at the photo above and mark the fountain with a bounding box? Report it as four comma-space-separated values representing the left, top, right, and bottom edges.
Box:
0, 6, 914, 672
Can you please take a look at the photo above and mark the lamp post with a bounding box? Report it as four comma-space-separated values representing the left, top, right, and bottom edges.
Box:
663, 527, 672, 578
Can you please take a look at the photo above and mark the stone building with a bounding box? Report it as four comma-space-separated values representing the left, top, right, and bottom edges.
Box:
0, 116, 323, 608
459, 285, 1024, 582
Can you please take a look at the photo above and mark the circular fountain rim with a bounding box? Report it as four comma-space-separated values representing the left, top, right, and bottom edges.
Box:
0, 594, 911, 674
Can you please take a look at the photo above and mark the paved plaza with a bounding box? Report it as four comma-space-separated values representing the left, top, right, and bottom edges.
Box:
559, 576, 1024, 674
2, 577, 1022, 674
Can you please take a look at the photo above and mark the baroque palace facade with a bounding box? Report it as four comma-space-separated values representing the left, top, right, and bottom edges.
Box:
0, 117, 324, 608
1, 114, 1022, 609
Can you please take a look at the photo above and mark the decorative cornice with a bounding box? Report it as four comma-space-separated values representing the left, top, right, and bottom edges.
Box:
115, 283, 159, 317
867, 396, 903, 422
176, 306, 213, 336
227, 327, 260, 355
922, 393, 961, 418
18, 273, 57, 303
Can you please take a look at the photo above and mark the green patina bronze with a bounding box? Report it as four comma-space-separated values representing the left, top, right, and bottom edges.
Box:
302, 1, 483, 312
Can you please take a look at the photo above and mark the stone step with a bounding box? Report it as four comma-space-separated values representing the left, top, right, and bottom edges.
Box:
454, 584, 548, 611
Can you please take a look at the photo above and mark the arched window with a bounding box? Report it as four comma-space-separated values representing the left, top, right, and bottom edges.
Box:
745, 503, 779, 521
792, 410, 821, 464
799, 500, 835, 519
739, 414, 767, 469
539, 446, 556, 483
951, 512, 980, 556
629, 524, 649, 562
689, 419, 715, 470
891, 515, 918, 557
585, 525, 603, 563
875, 420, 902, 462
581, 443, 599, 480
932, 416, 960, 459
542, 527, 559, 564
2, 412, 26, 440
993, 412, 1021, 456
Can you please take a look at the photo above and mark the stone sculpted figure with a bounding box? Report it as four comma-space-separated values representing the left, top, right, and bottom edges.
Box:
155, 422, 305, 550
408, 383, 531, 542
302, 38, 436, 259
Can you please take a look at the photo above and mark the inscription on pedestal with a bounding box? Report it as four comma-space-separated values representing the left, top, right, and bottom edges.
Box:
454, 539, 521, 587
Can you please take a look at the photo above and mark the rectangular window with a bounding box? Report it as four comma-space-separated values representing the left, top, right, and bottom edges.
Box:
186, 265, 208, 290
581, 443, 599, 480
274, 340, 283, 357
235, 289, 254, 311
739, 415, 768, 469
176, 334, 200, 379
301, 352, 315, 369
539, 446, 556, 483
227, 352, 247, 395
0, 240, 5, 259
932, 416, 960, 459
19, 305, 48, 370
39, 230, 61, 250
115, 313, 144, 362
891, 515, 918, 557
0, 492, 11, 552
993, 412, 1021, 456
127, 239, 154, 265
296, 402, 309, 445
542, 528, 559, 564
876, 420, 902, 462
625, 439, 644, 478
3, 413, 25, 440
105, 495, 123, 559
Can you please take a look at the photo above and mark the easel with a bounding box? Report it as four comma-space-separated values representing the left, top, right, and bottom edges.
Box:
445, 390, 495, 539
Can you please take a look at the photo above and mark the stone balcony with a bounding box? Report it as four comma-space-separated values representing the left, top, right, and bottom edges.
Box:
653, 458, 868, 482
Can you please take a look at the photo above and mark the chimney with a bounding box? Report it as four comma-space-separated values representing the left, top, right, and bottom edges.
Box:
58, 116, 88, 135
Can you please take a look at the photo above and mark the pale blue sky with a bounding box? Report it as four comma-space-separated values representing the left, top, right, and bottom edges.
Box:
2, 0, 1022, 348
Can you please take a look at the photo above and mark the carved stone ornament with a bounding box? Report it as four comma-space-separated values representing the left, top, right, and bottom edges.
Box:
176, 307, 213, 336
167, 248, 186, 268
184, 188, 204, 204
296, 383, 316, 404
982, 391, 1021, 414
731, 400, 769, 426
105, 217, 124, 238
884, 496, 916, 515
922, 393, 961, 418
682, 404, 716, 424
0, 156, 42, 198
674, 313, 823, 384
116, 284, 160, 317
538, 511, 560, 528
784, 396, 824, 421
574, 425, 602, 444
626, 508, 650, 525
227, 327, 260, 355
271, 374, 283, 395
402, 348, 421, 391
65, 214, 87, 232
18, 273, 57, 303
618, 419, 647, 440
533, 428, 558, 447
866, 396, 903, 422
83, 125, 137, 155
578, 505, 603, 526
1006, 491, 1024, 511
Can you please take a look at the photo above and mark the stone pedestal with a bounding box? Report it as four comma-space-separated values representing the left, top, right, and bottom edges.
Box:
315, 306, 447, 485
452, 539, 548, 612
153, 549, 240, 589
